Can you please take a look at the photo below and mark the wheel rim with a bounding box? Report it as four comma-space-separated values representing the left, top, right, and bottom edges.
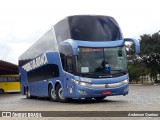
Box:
28, 91, 30, 97
51, 89, 56, 99
26, 89, 30, 98
58, 87, 64, 100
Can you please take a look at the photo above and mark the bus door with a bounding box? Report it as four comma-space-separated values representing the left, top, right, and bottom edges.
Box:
64, 57, 75, 97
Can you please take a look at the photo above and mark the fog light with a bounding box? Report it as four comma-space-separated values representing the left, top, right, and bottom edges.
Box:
124, 87, 129, 92
78, 90, 87, 95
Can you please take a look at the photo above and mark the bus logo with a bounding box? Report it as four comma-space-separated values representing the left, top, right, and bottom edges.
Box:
2, 112, 11, 117
105, 84, 109, 88
22, 53, 48, 72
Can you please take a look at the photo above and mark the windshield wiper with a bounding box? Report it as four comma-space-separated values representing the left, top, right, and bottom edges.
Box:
79, 72, 93, 77
110, 70, 126, 74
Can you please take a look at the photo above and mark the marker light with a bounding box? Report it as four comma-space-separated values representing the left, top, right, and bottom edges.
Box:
78, 90, 87, 95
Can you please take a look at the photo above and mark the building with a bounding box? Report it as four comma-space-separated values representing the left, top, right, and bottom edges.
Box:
0, 60, 18, 75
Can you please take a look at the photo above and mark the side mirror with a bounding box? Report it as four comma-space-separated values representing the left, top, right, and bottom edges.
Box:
124, 38, 140, 54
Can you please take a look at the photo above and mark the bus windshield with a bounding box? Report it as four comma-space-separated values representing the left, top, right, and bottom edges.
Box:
77, 46, 127, 78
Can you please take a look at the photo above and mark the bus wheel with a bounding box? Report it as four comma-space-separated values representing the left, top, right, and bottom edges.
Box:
0, 89, 4, 94
56, 84, 68, 103
26, 87, 31, 99
49, 85, 57, 102
94, 96, 106, 101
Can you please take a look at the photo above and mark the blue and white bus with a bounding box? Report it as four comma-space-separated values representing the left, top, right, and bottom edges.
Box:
19, 15, 140, 102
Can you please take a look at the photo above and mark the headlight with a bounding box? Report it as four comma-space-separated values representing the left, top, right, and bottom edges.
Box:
72, 79, 79, 84
79, 82, 90, 87
121, 79, 129, 84
72, 79, 90, 87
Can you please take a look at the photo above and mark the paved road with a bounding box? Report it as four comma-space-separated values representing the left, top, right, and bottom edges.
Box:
0, 85, 160, 120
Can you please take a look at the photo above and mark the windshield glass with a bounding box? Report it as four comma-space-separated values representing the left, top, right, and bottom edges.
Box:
68, 15, 123, 41
77, 46, 127, 77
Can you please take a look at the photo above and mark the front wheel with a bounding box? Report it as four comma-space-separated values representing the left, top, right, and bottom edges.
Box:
56, 84, 69, 103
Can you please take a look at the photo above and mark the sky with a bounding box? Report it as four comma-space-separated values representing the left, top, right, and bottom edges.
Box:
0, 0, 160, 65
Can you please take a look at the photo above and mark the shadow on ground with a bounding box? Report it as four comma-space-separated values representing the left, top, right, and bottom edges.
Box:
21, 96, 127, 104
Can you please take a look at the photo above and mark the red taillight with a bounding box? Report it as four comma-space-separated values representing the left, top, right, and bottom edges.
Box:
102, 90, 112, 95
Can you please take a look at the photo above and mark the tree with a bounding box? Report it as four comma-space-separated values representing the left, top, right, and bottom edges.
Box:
128, 58, 150, 83
140, 31, 160, 82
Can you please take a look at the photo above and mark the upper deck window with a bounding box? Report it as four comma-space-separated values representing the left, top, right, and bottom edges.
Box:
68, 15, 123, 41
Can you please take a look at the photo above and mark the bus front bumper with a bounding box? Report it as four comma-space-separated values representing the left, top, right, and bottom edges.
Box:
70, 79, 129, 98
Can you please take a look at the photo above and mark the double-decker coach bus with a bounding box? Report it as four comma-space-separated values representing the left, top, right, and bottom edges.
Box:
19, 15, 140, 102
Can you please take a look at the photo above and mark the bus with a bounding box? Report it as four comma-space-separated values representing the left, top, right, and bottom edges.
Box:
19, 15, 140, 102
0, 74, 20, 94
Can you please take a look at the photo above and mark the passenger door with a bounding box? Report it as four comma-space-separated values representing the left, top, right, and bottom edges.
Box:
65, 57, 75, 97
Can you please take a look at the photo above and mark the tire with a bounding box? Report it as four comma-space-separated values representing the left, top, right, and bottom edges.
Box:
26, 87, 31, 99
0, 89, 4, 94
56, 84, 69, 103
94, 96, 106, 101
49, 85, 58, 102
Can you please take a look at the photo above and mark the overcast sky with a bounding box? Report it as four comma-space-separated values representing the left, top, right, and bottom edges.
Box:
0, 0, 160, 64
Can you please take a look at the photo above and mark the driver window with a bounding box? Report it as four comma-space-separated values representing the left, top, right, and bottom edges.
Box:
66, 57, 73, 73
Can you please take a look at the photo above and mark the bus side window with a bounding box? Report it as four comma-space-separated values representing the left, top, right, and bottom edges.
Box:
16, 77, 19, 82
45, 64, 59, 79
3, 77, 7, 82
28, 64, 60, 82
60, 53, 66, 71
7, 77, 16, 82
66, 57, 73, 73
0, 77, 3, 82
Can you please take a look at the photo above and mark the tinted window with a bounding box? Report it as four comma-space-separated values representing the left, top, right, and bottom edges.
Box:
66, 57, 74, 73
69, 15, 123, 41
28, 64, 59, 83
59, 42, 73, 56
0, 77, 7, 82
19, 30, 57, 67
8, 77, 16, 82
45, 64, 59, 79
0, 77, 19, 82
60, 54, 74, 73
54, 19, 70, 44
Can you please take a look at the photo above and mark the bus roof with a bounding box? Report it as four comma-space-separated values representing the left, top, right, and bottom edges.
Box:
0, 60, 18, 75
